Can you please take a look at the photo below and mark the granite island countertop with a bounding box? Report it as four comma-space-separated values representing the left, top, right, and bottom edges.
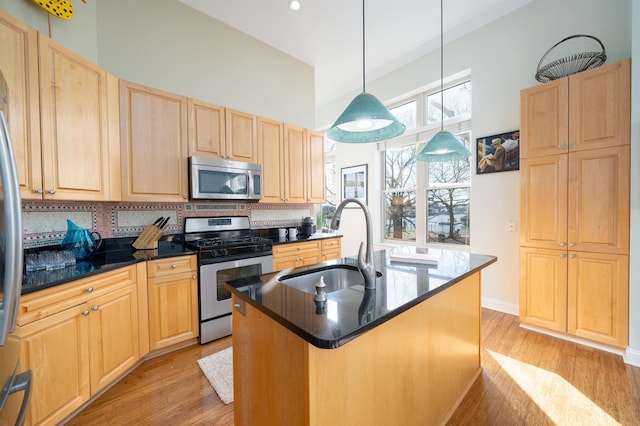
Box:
226, 246, 497, 349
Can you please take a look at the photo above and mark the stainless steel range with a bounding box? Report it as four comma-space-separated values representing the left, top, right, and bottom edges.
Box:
183, 216, 273, 344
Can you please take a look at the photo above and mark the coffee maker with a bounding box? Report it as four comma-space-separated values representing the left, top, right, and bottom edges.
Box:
301, 217, 316, 238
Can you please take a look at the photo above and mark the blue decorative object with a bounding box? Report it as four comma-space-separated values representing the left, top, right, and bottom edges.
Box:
61, 219, 102, 260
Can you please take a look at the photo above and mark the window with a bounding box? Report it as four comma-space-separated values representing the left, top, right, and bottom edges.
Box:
382, 79, 472, 246
319, 137, 337, 230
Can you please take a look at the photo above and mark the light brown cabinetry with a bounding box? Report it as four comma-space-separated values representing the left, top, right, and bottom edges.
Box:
0, 10, 41, 201
119, 80, 189, 202
519, 59, 630, 348
259, 121, 325, 204
225, 108, 257, 162
272, 238, 341, 271
187, 98, 225, 158
321, 238, 341, 261
0, 12, 120, 201
14, 266, 139, 426
147, 255, 199, 350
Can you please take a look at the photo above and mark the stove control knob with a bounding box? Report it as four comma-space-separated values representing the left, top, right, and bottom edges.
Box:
212, 249, 220, 258
220, 248, 228, 257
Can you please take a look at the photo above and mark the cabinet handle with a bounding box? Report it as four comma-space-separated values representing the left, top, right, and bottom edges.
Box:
192, 275, 197, 280
35, 188, 43, 194
570, 143, 577, 148
569, 243, 575, 247
47, 189, 56, 195
560, 253, 567, 258
560, 144, 567, 150
92, 305, 99, 311
559, 242, 566, 247
171, 264, 177, 268
82, 310, 89, 316
86, 287, 94, 293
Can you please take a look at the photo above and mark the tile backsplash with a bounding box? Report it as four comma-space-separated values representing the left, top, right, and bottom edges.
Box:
22, 200, 313, 248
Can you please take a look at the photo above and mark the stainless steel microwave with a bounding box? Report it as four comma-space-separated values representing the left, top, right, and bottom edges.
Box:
189, 156, 262, 201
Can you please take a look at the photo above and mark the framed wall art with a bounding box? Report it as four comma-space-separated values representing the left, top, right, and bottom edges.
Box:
476, 130, 520, 174
341, 164, 368, 206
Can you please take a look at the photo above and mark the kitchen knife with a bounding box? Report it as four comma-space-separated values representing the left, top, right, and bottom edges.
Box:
153, 217, 164, 227
159, 217, 170, 229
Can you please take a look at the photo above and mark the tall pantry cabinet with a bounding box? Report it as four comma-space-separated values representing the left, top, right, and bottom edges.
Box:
519, 59, 630, 348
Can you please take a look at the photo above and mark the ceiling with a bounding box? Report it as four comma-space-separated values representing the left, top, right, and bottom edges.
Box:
178, 0, 533, 107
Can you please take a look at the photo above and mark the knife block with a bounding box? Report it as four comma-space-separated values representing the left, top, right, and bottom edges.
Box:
132, 224, 163, 250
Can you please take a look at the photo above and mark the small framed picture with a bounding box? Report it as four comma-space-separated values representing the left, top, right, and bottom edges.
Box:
341, 164, 368, 206
476, 130, 520, 174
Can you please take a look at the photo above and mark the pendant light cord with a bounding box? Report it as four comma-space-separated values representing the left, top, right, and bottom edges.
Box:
439, 0, 444, 132
362, 0, 366, 93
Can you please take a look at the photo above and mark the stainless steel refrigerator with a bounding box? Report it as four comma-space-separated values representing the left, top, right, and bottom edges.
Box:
0, 70, 32, 425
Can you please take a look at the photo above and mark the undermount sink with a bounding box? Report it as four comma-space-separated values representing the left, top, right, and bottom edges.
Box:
278, 264, 381, 294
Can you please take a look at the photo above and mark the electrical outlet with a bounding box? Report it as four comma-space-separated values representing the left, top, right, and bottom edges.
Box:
506, 221, 517, 232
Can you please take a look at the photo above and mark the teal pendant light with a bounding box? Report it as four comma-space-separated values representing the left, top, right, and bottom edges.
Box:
416, 0, 471, 162
327, 0, 405, 143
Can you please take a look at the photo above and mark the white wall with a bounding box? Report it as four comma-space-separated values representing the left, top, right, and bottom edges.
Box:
322, 0, 633, 321
0, 0, 315, 129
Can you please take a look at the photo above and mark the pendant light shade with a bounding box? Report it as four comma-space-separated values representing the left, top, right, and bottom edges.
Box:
415, 131, 472, 162
327, 0, 405, 143
327, 93, 406, 143
417, 0, 471, 162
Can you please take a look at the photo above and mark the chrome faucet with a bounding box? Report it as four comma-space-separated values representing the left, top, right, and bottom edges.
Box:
330, 198, 376, 290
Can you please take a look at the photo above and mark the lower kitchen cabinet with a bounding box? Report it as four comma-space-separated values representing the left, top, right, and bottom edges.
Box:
273, 240, 322, 271
14, 266, 139, 426
147, 255, 199, 350
321, 238, 341, 262
520, 247, 629, 348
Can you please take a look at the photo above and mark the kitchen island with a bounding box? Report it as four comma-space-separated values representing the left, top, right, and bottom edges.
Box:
227, 247, 496, 426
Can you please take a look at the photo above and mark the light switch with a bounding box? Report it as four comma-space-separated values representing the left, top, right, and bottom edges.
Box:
506, 221, 517, 232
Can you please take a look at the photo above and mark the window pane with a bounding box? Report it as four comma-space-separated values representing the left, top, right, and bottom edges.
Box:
426, 81, 471, 124
390, 100, 417, 129
384, 191, 416, 241
427, 188, 470, 245
385, 145, 416, 190
320, 162, 336, 229
427, 132, 471, 186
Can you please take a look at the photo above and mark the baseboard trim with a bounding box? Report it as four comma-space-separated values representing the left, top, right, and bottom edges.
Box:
519, 323, 626, 357
481, 297, 518, 316
624, 347, 640, 367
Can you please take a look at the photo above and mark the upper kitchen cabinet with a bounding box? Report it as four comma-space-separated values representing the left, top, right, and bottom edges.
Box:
187, 98, 225, 158
306, 130, 325, 204
520, 59, 630, 159
120, 80, 189, 202
225, 108, 257, 162
257, 117, 285, 203
38, 33, 119, 201
284, 125, 307, 203
0, 11, 42, 201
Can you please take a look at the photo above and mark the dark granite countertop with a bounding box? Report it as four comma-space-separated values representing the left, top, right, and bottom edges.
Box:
226, 246, 497, 349
22, 236, 196, 294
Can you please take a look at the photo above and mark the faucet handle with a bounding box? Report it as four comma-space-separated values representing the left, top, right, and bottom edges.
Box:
314, 276, 327, 302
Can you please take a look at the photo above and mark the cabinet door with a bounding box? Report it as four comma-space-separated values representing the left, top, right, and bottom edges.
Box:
284, 125, 306, 203
568, 146, 629, 254
257, 117, 285, 203
0, 11, 42, 200
148, 271, 198, 350
567, 252, 628, 348
39, 33, 112, 201
569, 59, 630, 151
187, 98, 225, 158
306, 130, 325, 203
520, 78, 568, 158
520, 155, 568, 249
88, 284, 140, 394
16, 306, 90, 426
519, 247, 567, 332
120, 80, 188, 202
225, 108, 257, 162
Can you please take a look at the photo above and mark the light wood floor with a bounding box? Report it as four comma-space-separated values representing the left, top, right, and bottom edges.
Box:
65, 309, 640, 425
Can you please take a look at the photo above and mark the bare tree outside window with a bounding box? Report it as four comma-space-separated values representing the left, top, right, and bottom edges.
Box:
384, 146, 416, 241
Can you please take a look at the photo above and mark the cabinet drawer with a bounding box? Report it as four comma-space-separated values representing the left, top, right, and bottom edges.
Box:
147, 255, 197, 278
18, 265, 137, 326
273, 241, 321, 257
321, 238, 341, 251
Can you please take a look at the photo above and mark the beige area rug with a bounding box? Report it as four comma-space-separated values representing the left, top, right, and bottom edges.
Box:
197, 347, 234, 404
